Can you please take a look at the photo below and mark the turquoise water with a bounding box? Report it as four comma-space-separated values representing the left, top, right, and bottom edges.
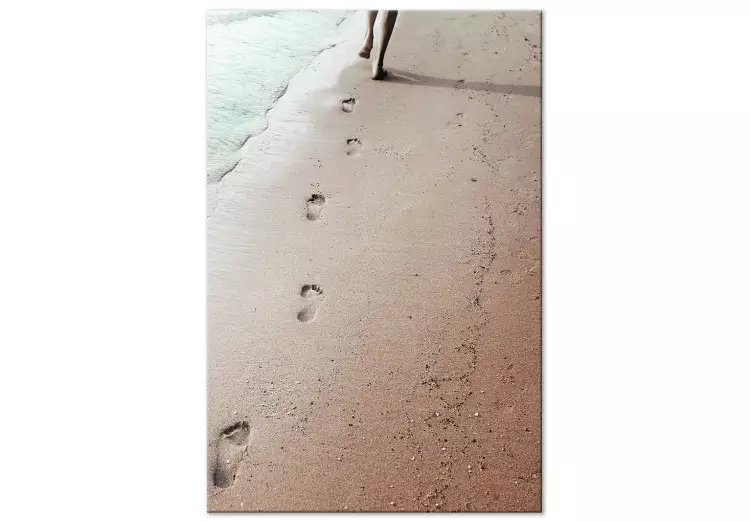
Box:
207, 10, 353, 183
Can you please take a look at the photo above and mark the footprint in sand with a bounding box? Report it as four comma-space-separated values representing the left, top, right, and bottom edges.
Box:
341, 97, 356, 113
213, 421, 250, 488
306, 193, 326, 221
298, 284, 325, 323
346, 137, 362, 156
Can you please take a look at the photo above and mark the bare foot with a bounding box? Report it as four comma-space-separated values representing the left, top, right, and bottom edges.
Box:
358, 46, 371, 59
372, 65, 388, 81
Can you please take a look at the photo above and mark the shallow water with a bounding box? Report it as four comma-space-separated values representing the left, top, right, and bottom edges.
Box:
207, 10, 353, 183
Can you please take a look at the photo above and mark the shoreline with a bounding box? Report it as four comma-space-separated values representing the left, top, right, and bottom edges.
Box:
207, 11, 361, 210
207, 11, 541, 512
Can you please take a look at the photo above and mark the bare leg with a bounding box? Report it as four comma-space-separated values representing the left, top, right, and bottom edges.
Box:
372, 10, 398, 80
358, 11, 377, 59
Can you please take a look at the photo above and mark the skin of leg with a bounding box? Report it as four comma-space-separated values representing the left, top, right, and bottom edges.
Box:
373, 10, 398, 79
359, 11, 378, 59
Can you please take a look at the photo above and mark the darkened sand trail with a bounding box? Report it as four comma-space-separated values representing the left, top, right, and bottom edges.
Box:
207, 11, 541, 512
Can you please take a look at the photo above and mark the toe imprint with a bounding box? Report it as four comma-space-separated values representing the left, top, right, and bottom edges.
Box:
301, 284, 323, 298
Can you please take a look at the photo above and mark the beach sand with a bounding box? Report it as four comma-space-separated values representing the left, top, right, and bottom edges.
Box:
207, 11, 541, 512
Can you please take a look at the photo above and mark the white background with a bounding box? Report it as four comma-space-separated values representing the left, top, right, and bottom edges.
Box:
1, 0, 748, 519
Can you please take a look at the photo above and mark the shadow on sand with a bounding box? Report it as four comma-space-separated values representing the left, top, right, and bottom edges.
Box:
386, 69, 541, 97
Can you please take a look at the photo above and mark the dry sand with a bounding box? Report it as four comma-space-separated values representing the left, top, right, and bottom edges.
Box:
207, 11, 541, 512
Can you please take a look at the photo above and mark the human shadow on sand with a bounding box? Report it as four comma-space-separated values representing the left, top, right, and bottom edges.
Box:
386, 69, 541, 97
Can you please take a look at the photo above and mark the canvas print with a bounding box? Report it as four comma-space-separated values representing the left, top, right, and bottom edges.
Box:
207, 10, 541, 512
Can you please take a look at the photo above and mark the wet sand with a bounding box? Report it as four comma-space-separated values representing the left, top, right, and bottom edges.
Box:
207, 11, 541, 512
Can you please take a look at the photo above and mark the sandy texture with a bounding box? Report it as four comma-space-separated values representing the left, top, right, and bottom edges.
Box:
207, 11, 541, 512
